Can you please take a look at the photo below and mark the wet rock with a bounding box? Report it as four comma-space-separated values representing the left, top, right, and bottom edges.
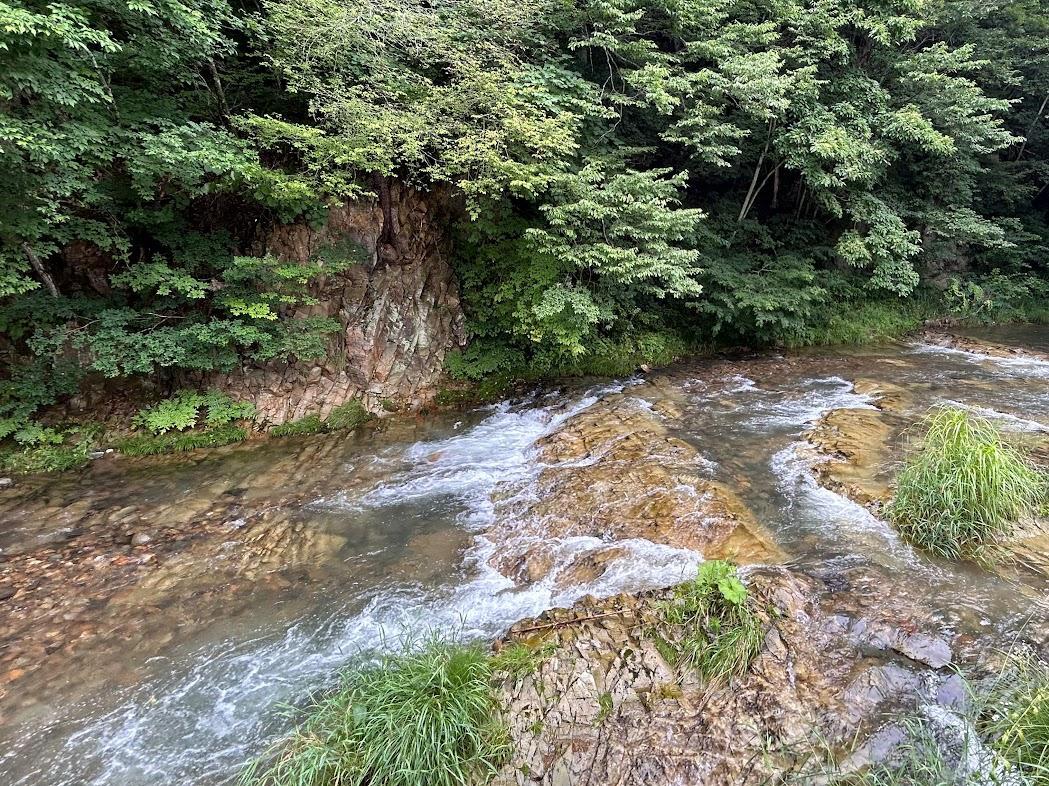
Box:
852, 379, 912, 414
804, 407, 899, 507
0, 478, 12, 489
934, 673, 969, 710
915, 704, 1023, 786
487, 392, 784, 586
919, 330, 1049, 364
894, 632, 952, 669
130, 532, 153, 546
494, 565, 956, 786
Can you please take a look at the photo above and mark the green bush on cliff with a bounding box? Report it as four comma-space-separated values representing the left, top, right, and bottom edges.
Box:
133, 391, 256, 434
242, 637, 509, 786
321, 401, 372, 432
887, 408, 1046, 560
270, 415, 324, 438
658, 560, 764, 683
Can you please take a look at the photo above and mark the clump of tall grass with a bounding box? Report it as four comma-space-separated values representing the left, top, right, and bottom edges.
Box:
241, 637, 509, 786
887, 407, 1046, 560
983, 651, 1049, 785
658, 560, 764, 683
788, 650, 1049, 786
115, 423, 247, 456
269, 402, 373, 439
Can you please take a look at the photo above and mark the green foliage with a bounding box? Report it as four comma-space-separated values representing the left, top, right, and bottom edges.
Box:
984, 653, 1049, 785
788, 296, 936, 348
887, 408, 1047, 560
268, 401, 371, 438
944, 272, 1049, 324
241, 637, 510, 786
320, 401, 372, 433
0, 417, 100, 475
133, 391, 255, 434
491, 641, 556, 680
3, 0, 1049, 413
115, 424, 247, 456
269, 415, 324, 438
658, 560, 764, 683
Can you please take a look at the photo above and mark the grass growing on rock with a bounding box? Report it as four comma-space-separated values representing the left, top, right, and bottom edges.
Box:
983, 651, 1049, 785
242, 637, 510, 786
269, 414, 324, 438
115, 424, 248, 456
887, 407, 1046, 560
658, 560, 764, 683
270, 402, 373, 438
790, 649, 1049, 786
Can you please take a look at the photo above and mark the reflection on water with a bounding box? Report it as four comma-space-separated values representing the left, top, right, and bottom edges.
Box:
2, 327, 1049, 784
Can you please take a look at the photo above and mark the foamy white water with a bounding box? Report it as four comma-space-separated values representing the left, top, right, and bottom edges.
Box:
2, 381, 704, 786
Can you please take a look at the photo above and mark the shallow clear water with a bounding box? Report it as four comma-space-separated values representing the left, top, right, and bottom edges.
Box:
2, 328, 1049, 784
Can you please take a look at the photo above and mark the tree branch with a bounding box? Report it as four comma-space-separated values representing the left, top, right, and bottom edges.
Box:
22, 242, 59, 298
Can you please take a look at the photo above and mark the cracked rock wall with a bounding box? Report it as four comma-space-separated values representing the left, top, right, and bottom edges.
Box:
211, 183, 465, 426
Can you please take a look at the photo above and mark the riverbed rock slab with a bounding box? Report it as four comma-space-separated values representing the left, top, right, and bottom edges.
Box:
493, 564, 956, 786
486, 392, 784, 586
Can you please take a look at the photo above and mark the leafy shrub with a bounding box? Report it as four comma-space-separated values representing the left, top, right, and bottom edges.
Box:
887, 408, 1046, 560
1, 441, 92, 474
270, 414, 324, 438
116, 424, 248, 456
658, 560, 764, 683
797, 299, 932, 347
267, 402, 371, 439
0, 420, 101, 474
242, 638, 510, 786
133, 391, 256, 434
944, 272, 1049, 325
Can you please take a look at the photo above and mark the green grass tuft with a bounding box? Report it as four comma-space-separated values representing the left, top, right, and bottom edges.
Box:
983, 652, 1049, 785
491, 641, 556, 679
658, 560, 764, 683
270, 415, 324, 438
321, 401, 372, 432
269, 402, 372, 439
887, 407, 1046, 560
242, 637, 510, 786
116, 424, 247, 456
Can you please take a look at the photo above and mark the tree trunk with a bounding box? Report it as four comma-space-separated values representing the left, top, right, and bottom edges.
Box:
372, 172, 397, 248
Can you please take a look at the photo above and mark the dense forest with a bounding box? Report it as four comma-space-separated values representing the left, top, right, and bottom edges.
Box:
2, 0, 1048, 460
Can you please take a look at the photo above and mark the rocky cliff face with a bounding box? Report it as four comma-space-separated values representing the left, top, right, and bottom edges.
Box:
211, 183, 465, 426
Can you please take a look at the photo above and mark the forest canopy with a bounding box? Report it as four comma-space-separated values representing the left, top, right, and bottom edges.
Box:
1, 0, 1048, 419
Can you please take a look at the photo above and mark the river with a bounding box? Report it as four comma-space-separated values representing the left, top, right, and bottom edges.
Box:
1, 328, 1048, 784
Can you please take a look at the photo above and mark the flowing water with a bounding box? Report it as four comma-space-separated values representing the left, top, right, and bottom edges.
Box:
2, 328, 1048, 784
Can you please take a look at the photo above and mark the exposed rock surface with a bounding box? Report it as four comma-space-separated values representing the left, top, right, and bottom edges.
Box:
919, 330, 1049, 363
211, 184, 466, 425
494, 564, 956, 786
486, 391, 784, 587
804, 407, 899, 508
